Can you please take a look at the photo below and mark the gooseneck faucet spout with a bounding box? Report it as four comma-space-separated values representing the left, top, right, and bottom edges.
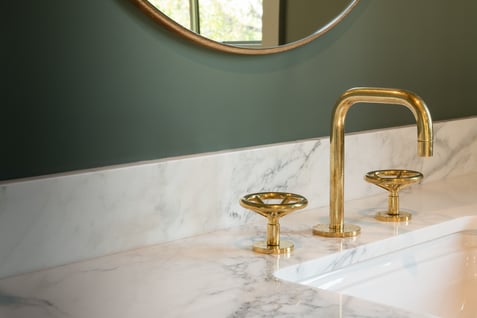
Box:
313, 87, 433, 237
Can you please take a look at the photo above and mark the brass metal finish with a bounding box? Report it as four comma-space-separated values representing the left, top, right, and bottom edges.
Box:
365, 169, 423, 222
240, 192, 308, 254
130, 0, 360, 55
313, 87, 433, 237
312, 224, 361, 238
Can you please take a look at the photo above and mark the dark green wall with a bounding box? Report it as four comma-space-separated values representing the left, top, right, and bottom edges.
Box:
284, 0, 350, 43
2, 1, 477, 181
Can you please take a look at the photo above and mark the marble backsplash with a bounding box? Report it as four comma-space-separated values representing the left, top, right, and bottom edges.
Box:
1, 116, 476, 278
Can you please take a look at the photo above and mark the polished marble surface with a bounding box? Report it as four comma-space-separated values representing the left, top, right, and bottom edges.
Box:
1, 173, 477, 317
1, 117, 476, 279
277, 218, 477, 317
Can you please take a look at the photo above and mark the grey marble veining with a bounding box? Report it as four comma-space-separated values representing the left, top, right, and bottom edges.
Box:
0, 117, 476, 279
2, 173, 475, 318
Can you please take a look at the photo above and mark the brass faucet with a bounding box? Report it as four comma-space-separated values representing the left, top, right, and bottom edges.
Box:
313, 87, 433, 237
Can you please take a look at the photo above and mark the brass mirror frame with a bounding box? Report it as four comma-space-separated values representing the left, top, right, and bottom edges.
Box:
131, 0, 360, 55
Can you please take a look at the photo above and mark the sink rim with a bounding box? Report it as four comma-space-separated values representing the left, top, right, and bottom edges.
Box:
275, 215, 477, 285
274, 216, 477, 317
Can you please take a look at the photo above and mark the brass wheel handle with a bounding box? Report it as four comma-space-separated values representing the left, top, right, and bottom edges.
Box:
240, 192, 308, 254
365, 169, 423, 222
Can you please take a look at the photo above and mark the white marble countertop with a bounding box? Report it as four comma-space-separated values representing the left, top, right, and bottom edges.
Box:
1, 173, 477, 318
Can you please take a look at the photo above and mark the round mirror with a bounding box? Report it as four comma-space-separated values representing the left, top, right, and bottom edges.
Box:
131, 0, 360, 55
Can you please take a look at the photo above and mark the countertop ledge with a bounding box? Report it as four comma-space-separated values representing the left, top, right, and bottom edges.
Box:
2, 173, 477, 318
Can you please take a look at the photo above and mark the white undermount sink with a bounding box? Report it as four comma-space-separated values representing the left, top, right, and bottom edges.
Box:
275, 216, 477, 318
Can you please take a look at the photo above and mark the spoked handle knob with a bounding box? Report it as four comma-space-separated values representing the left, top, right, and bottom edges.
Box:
365, 169, 423, 222
240, 192, 308, 254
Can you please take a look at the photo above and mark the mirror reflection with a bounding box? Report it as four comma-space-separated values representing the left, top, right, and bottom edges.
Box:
148, 0, 355, 49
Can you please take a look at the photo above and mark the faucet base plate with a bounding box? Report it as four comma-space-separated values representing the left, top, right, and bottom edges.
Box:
252, 240, 294, 254
312, 224, 361, 238
375, 211, 412, 222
